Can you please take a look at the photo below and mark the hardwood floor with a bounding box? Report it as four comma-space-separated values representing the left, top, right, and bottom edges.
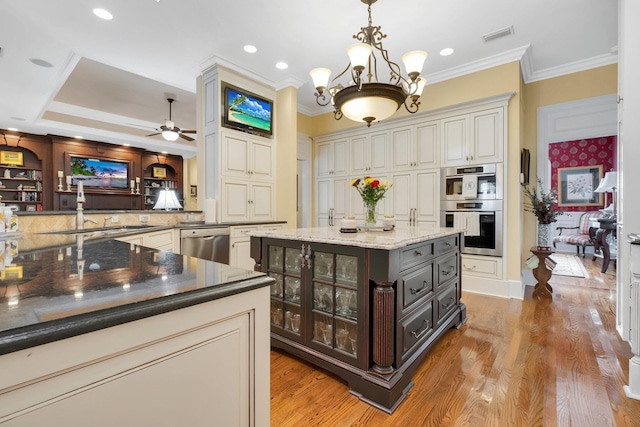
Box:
270, 259, 640, 426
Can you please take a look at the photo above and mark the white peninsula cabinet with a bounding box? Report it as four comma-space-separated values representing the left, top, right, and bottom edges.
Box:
229, 223, 286, 271
441, 107, 504, 167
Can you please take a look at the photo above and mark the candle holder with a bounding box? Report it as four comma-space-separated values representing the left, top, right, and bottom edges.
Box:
66, 178, 72, 192
135, 181, 141, 195
130, 182, 135, 194
57, 176, 64, 191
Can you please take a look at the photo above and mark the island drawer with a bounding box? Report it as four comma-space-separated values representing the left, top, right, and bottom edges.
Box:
400, 300, 434, 360
436, 282, 458, 323
399, 263, 434, 313
399, 242, 434, 270
435, 252, 458, 287
435, 235, 459, 255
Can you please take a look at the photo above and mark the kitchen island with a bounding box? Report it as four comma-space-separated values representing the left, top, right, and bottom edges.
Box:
0, 233, 272, 426
250, 227, 466, 413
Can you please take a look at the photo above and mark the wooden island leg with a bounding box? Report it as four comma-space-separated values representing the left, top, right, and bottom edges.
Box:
372, 280, 395, 375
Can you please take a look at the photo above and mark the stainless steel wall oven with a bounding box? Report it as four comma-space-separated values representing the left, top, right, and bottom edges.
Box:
441, 163, 504, 257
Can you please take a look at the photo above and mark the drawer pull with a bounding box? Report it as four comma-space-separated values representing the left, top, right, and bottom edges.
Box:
444, 241, 452, 247
410, 281, 430, 295
463, 264, 476, 270
441, 265, 456, 276
442, 297, 456, 310
414, 250, 423, 257
411, 319, 431, 339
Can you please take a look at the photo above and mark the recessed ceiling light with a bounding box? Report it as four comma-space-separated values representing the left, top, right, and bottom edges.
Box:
7, 127, 18, 131
93, 8, 113, 20
161, 151, 168, 154
123, 143, 131, 146
29, 58, 54, 67
244, 45, 257, 53
276, 62, 288, 70
440, 48, 454, 56
74, 135, 83, 139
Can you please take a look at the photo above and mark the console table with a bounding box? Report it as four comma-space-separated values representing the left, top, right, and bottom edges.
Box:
593, 218, 617, 273
530, 247, 554, 299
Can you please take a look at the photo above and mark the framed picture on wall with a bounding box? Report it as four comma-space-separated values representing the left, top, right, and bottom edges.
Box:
558, 165, 603, 207
0, 151, 23, 166
190, 185, 197, 197
152, 167, 167, 178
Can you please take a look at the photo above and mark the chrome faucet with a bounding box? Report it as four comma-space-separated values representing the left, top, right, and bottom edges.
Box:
103, 216, 113, 227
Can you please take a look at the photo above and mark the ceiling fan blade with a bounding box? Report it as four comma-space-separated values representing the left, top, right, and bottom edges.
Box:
146, 132, 161, 137
181, 129, 197, 134
179, 133, 195, 142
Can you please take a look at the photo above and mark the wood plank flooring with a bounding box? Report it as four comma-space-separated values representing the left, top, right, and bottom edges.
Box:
270, 259, 640, 426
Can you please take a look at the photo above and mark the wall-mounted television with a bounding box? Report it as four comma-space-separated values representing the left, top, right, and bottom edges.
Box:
70, 156, 129, 189
222, 82, 273, 138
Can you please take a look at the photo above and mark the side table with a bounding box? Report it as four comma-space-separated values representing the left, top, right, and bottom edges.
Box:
593, 218, 617, 273
530, 246, 554, 298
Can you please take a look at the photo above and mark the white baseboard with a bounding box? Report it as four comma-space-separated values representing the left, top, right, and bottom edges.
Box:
461, 274, 524, 299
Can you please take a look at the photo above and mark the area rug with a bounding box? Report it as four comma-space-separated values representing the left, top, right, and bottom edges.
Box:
549, 253, 590, 278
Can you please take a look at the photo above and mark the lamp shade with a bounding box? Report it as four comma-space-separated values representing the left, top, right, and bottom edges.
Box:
595, 171, 617, 193
309, 68, 332, 90
334, 83, 406, 126
347, 43, 373, 70
401, 50, 428, 78
153, 189, 183, 210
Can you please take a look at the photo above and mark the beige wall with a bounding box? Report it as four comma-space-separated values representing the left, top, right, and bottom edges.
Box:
521, 64, 618, 256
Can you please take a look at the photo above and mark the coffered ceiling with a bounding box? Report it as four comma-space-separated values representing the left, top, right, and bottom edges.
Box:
0, 0, 618, 158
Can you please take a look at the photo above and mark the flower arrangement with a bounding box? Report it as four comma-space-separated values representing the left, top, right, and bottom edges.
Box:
351, 176, 391, 225
351, 176, 392, 205
522, 178, 562, 224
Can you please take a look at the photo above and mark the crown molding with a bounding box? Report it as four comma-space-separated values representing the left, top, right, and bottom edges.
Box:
523, 52, 618, 83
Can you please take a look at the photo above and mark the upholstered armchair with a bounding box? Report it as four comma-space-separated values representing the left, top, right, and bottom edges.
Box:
552, 211, 604, 257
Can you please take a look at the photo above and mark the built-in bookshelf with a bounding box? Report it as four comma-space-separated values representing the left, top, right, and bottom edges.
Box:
0, 162, 44, 211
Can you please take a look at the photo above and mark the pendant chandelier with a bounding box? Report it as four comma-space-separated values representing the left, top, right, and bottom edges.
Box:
310, 0, 427, 127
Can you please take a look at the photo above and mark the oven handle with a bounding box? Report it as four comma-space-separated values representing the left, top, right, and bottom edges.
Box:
445, 172, 496, 179
445, 210, 495, 215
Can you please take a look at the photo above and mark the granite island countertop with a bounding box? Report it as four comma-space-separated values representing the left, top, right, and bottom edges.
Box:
0, 233, 273, 356
249, 226, 463, 250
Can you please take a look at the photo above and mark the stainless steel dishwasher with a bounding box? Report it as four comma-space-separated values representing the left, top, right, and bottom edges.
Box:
180, 227, 230, 264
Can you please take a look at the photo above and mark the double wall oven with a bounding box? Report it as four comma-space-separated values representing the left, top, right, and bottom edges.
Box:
441, 163, 503, 257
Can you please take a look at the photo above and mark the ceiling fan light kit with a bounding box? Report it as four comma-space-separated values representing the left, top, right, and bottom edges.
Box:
147, 98, 197, 142
310, 0, 428, 127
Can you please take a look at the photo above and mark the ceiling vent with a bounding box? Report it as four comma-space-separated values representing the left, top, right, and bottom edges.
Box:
482, 26, 514, 43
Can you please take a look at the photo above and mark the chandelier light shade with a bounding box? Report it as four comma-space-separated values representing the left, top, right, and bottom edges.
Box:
310, 0, 428, 127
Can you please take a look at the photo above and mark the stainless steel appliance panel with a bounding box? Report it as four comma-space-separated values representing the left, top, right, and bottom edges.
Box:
441, 200, 503, 257
180, 227, 230, 264
441, 163, 503, 201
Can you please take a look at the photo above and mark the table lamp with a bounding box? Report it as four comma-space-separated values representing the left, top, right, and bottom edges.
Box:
594, 170, 617, 219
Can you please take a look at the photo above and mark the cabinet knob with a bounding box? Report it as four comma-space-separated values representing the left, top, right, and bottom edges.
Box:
414, 250, 423, 257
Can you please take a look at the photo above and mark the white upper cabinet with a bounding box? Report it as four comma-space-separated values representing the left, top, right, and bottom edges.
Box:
350, 132, 390, 175
391, 121, 439, 171
220, 179, 274, 222
221, 131, 274, 180
316, 139, 349, 178
441, 108, 504, 167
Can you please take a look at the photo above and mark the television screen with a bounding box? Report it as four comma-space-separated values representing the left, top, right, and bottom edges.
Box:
71, 156, 129, 188
222, 82, 273, 137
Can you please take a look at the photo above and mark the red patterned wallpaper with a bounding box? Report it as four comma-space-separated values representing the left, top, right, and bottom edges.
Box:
549, 136, 617, 212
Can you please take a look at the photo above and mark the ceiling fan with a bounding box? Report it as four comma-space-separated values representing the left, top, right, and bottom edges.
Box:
147, 98, 196, 142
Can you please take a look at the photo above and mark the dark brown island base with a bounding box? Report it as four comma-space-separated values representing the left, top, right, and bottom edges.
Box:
250, 227, 467, 413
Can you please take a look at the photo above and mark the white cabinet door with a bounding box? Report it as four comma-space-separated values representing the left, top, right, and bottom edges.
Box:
391, 127, 413, 170
369, 131, 390, 173
230, 237, 255, 270
314, 178, 351, 226
250, 182, 274, 221
350, 135, 368, 175
470, 108, 503, 164
332, 178, 351, 220
221, 180, 273, 222
415, 121, 439, 169
441, 115, 468, 167
316, 139, 349, 178
222, 133, 249, 177
251, 139, 274, 179
222, 132, 274, 180
389, 172, 413, 223
415, 170, 439, 223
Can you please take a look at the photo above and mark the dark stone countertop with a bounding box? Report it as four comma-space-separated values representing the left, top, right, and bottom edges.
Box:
0, 233, 273, 356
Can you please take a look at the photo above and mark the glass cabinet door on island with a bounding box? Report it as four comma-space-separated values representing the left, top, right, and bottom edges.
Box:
265, 240, 364, 366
